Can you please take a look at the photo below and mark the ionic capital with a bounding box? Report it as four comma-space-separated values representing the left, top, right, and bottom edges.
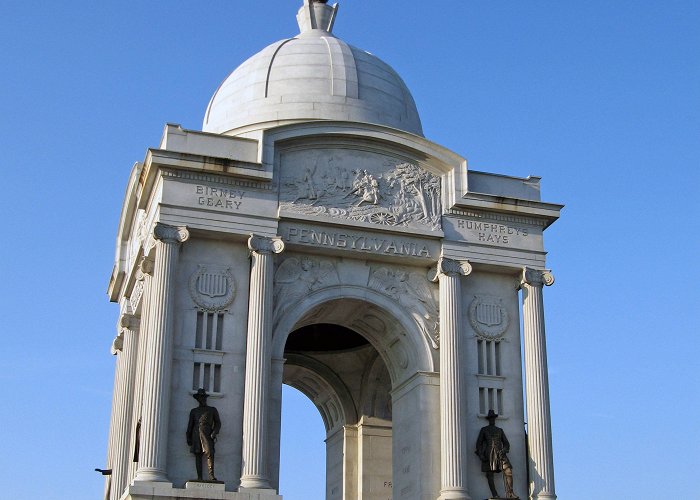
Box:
137, 257, 154, 277
248, 234, 285, 255
119, 313, 140, 333
153, 223, 189, 244
521, 268, 555, 288
429, 257, 472, 282
111, 333, 124, 355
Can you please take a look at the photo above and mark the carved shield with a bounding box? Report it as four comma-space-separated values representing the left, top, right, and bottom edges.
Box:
189, 266, 236, 311
469, 296, 509, 339
196, 272, 229, 298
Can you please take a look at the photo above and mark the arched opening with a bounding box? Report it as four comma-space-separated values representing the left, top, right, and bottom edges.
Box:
282, 322, 393, 500
270, 290, 440, 500
279, 385, 326, 500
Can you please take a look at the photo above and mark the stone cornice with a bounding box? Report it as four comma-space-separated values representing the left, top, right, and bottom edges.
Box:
446, 208, 548, 228
161, 168, 274, 191
453, 193, 562, 229
146, 149, 271, 183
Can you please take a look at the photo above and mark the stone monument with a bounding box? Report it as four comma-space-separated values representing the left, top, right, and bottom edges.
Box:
103, 1, 561, 499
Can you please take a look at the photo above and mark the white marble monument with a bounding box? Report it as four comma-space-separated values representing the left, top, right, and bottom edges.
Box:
104, 2, 562, 500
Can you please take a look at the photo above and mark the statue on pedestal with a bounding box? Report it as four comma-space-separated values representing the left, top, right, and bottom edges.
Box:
186, 388, 221, 481
475, 410, 518, 499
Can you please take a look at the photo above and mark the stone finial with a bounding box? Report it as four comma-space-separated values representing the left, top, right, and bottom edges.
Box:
297, 0, 338, 34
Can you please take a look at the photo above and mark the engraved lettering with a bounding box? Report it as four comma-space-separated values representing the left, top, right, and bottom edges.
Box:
193, 185, 246, 211
459, 218, 529, 246
282, 226, 433, 259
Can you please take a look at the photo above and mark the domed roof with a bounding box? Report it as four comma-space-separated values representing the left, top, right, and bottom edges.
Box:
203, 1, 423, 136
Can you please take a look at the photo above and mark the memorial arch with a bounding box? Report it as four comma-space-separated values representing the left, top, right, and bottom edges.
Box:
103, 2, 562, 500
273, 286, 440, 499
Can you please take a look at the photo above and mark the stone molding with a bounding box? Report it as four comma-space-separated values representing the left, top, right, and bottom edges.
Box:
153, 223, 189, 244
248, 234, 285, 255
161, 168, 274, 191
522, 267, 555, 288
448, 207, 547, 228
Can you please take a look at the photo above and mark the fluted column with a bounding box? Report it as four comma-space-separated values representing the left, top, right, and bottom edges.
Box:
128, 259, 153, 483
521, 268, 556, 500
134, 223, 189, 483
432, 257, 472, 500
110, 314, 139, 499
240, 235, 284, 490
105, 332, 125, 499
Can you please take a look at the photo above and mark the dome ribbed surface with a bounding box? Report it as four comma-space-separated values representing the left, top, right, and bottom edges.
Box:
203, 32, 423, 136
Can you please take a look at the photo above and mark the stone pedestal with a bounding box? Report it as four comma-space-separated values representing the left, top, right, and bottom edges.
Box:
185, 481, 226, 492
123, 483, 282, 500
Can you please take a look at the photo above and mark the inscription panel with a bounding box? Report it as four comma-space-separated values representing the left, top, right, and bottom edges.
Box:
279, 221, 440, 261
161, 171, 278, 219
443, 212, 544, 252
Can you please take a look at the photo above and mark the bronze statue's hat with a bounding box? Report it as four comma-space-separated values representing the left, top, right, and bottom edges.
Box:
486, 409, 498, 419
193, 388, 209, 399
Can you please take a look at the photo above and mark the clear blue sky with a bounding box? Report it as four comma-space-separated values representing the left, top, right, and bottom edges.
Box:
1, 1, 698, 499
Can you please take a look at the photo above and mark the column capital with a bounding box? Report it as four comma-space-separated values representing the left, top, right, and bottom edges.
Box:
111, 333, 124, 355
429, 257, 472, 282
522, 267, 555, 288
138, 257, 154, 277
153, 223, 189, 244
119, 313, 140, 332
248, 234, 285, 255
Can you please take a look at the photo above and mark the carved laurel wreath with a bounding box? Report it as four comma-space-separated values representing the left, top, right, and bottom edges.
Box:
188, 265, 236, 312
468, 296, 509, 340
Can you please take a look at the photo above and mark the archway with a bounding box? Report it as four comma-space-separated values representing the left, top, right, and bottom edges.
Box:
269, 289, 440, 500
282, 323, 393, 500
279, 385, 326, 500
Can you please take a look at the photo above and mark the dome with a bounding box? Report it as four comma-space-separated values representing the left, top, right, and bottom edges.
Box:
203, 1, 423, 136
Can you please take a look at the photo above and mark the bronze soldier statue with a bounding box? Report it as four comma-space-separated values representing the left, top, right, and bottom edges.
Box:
475, 410, 518, 499
186, 388, 221, 481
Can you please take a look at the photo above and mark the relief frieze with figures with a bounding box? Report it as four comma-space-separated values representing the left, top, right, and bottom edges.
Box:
279, 150, 442, 232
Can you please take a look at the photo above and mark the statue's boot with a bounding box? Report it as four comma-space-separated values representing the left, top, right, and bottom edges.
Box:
208, 456, 217, 481
504, 468, 515, 498
195, 454, 203, 480
487, 472, 499, 498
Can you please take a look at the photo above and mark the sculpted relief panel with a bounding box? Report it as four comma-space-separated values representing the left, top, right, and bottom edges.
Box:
273, 256, 340, 320
280, 149, 442, 232
368, 266, 439, 349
